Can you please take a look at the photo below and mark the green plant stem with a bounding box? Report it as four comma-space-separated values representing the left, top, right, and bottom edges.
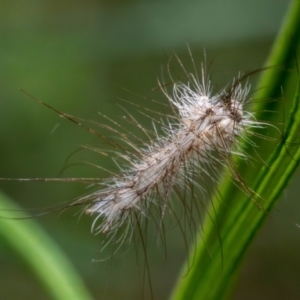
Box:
171, 0, 300, 299
0, 192, 93, 300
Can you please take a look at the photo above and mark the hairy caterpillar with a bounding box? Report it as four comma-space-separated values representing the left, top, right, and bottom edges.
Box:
80, 65, 261, 241
3, 54, 267, 245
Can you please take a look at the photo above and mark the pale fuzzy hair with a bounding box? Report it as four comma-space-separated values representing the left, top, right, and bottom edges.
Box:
74, 57, 264, 243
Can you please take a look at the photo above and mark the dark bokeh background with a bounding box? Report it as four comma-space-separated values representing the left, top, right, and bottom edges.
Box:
1, 1, 300, 299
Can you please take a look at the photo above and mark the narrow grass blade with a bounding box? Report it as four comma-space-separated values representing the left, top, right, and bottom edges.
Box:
0, 192, 93, 300
172, 0, 300, 299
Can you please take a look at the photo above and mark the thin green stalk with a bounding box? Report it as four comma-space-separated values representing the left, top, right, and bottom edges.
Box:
171, 0, 300, 299
0, 192, 93, 300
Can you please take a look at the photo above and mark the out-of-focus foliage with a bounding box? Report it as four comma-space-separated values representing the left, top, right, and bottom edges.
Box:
1, 1, 299, 299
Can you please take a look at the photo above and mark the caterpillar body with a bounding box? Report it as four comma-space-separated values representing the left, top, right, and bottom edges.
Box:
75, 62, 262, 242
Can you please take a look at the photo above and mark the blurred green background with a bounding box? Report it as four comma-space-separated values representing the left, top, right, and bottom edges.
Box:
0, 0, 300, 299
